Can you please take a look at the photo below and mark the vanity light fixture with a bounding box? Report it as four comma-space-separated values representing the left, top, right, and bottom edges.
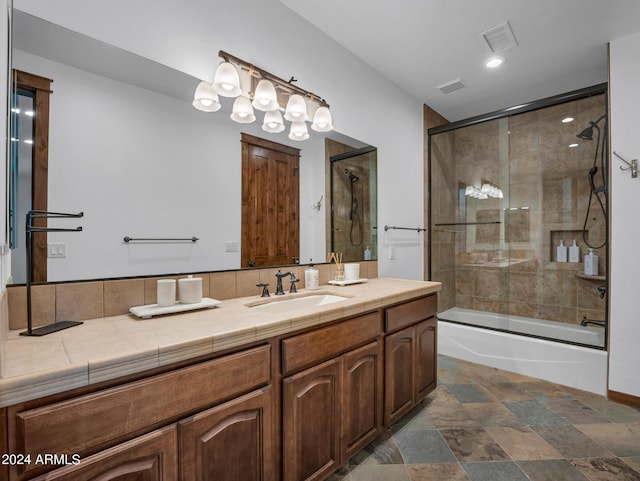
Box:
465, 183, 503, 199
212, 61, 242, 97
289, 121, 309, 141
263, 110, 285, 133
193, 50, 333, 140
192, 81, 221, 112
230, 96, 256, 123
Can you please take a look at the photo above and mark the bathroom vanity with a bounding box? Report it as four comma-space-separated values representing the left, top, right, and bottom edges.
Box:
0, 278, 440, 481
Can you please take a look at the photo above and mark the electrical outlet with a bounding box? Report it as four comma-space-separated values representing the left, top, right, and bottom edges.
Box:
48, 243, 67, 258
225, 241, 240, 253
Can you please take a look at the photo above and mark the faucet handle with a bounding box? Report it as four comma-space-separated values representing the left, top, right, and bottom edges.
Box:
289, 274, 299, 294
256, 282, 270, 297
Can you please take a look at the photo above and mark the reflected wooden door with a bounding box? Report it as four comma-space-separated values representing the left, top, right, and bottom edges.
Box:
241, 133, 299, 267
13, 70, 51, 282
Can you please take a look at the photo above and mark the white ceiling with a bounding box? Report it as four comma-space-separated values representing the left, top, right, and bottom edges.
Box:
279, 0, 640, 122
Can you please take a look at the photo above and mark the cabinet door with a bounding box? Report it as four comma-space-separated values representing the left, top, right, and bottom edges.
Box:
384, 326, 415, 426
28, 425, 177, 481
283, 359, 341, 481
341, 340, 383, 461
179, 387, 273, 481
415, 318, 437, 401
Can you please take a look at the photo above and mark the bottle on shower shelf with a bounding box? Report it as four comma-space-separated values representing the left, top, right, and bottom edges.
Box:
556, 240, 567, 263
569, 240, 580, 263
584, 249, 599, 276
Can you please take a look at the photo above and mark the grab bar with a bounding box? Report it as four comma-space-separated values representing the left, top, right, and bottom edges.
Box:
123, 236, 199, 243
434, 221, 501, 226
384, 225, 426, 232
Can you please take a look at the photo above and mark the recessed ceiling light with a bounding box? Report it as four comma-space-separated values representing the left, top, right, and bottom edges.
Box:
569, 143, 578, 148
486, 57, 504, 68
562, 117, 574, 123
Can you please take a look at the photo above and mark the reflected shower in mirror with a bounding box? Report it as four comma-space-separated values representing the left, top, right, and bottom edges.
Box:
330, 145, 377, 262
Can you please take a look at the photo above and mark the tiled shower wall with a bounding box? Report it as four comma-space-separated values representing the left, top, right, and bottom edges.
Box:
431, 94, 607, 326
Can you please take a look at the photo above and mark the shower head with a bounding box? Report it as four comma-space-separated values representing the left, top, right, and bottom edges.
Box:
345, 169, 359, 183
576, 114, 607, 141
577, 126, 594, 141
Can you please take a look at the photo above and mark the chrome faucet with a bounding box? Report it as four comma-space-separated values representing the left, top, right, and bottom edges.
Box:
275, 270, 298, 295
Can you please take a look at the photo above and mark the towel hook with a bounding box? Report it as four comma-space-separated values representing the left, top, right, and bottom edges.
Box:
614, 151, 638, 178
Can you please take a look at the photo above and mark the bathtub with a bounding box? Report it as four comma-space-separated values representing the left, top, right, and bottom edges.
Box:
438, 307, 608, 395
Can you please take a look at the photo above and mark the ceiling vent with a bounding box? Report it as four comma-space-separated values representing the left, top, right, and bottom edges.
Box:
437, 78, 467, 94
478, 21, 518, 53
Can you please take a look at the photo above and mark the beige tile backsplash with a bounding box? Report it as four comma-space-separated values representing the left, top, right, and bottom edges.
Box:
6, 262, 379, 330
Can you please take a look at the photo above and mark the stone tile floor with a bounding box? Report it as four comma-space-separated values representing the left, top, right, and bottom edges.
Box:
328, 355, 640, 481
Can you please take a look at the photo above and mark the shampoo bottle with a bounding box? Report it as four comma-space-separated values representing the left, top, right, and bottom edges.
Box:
569, 240, 580, 263
556, 240, 567, 262
584, 249, 599, 276
305, 261, 319, 290
364, 246, 372, 260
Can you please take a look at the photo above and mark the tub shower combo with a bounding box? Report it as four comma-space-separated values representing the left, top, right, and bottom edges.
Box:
429, 86, 609, 394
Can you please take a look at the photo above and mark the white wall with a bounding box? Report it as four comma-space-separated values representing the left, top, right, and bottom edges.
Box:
14, 0, 426, 281
608, 31, 640, 398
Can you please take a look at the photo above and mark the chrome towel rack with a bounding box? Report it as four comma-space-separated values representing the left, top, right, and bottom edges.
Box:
384, 225, 426, 233
123, 236, 199, 243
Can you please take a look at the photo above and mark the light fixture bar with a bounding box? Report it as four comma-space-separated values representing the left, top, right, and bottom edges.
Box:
219, 50, 330, 108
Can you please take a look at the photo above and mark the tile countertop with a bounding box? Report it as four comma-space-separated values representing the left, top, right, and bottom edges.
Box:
0, 277, 441, 407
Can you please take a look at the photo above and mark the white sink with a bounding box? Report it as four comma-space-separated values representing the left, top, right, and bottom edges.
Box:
250, 294, 349, 313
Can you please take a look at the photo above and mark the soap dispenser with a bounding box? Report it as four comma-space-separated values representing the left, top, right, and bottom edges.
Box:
569, 240, 580, 263
305, 261, 319, 290
584, 249, 599, 276
364, 246, 372, 261
556, 240, 567, 263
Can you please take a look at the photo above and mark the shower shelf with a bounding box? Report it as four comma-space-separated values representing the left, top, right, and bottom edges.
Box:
575, 273, 606, 281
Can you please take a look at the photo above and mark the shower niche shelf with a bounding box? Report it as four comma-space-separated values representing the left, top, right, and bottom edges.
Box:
549, 229, 586, 263
575, 273, 606, 282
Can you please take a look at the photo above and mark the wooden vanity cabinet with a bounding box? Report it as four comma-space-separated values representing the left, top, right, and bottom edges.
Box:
283, 358, 342, 481
281, 312, 383, 481
4, 291, 438, 481
7, 344, 273, 481
179, 386, 273, 481
341, 340, 384, 460
384, 295, 437, 425
28, 425, 178, 481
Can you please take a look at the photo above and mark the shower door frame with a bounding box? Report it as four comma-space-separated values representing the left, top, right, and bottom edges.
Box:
427, 82, 609, 349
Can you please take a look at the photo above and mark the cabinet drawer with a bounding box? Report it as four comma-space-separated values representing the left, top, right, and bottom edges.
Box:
282, 311, 381, 376
26, 425, 178, 481
10, 345, 271, 478
385, 295, 436, 333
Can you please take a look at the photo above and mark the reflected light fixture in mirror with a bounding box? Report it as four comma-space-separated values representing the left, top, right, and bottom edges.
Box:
193, 50, 333, 140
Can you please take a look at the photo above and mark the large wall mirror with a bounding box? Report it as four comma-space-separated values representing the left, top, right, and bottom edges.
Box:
8, 9, 377, 284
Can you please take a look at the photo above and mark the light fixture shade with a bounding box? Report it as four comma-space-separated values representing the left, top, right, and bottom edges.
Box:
262, 110, 285, 133
230, 96, 256, 123
212, 62, 241, 97
284, 94, 308, 121
252, 79, 279, 111
288, 121, 309, 141
311, 106, 333, 132
192, 81, 221, 112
